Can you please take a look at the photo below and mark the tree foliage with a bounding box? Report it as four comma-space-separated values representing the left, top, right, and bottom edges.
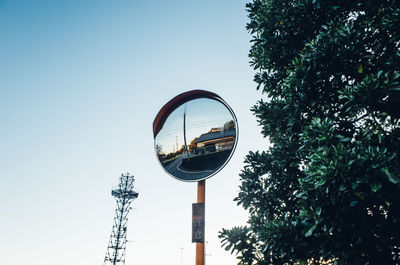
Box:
220, 0, 400, 264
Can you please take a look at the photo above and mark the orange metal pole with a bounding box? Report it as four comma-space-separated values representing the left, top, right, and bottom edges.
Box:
196, 180, 205, 265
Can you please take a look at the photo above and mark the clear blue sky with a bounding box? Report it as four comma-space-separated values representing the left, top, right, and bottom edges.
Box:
0, 1, 267, 264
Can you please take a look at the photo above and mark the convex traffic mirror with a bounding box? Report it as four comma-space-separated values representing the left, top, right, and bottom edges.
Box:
153, 90, 238, 182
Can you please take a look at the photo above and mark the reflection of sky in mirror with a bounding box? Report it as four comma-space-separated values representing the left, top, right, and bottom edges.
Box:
155, 98, 235, 154
185, 98, 234, 144
155, 103, 185, 154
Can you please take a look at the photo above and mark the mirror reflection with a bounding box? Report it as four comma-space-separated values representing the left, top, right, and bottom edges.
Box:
154, 97, 237, 181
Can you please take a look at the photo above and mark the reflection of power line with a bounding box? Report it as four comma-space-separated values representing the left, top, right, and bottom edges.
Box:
157, 119, 233, 140
161, 122, 228, 137
160, 127, 184, 136
187, 120, 228, 126
187, 123, 224, 130
164, 119, 229, 132
158, 127, 201, 139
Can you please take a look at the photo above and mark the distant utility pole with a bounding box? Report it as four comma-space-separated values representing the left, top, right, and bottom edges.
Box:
179, 247, 184, 265
104, 173, 139, 265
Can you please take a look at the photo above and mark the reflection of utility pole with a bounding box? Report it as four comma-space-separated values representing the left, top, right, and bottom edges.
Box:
176, 136, 178, 152
183, 104, 187, 152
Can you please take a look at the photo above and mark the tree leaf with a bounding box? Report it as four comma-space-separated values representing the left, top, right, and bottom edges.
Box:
304, 224, 317, 237
350, 201, 358, 207
382, 167, 399, 184
370, 181, 382, 192
338, 137, 351, 142
357, 64, 363, 73
316, 206, 322, 216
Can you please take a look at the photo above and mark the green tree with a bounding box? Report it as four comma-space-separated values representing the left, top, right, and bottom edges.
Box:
220, 0, 400, 264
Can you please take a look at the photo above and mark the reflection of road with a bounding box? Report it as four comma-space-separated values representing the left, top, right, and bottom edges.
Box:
164, 155, 213, 181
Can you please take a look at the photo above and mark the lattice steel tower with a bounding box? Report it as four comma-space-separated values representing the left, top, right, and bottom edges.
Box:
104, 173, 139, 265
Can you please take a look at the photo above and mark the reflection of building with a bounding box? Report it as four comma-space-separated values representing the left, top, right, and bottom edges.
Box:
180, 121, 236, 171
193, 128, 235, 154
186, 120, 236, 158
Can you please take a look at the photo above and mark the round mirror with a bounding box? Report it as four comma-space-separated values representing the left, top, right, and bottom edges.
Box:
153, 90, 238, 182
